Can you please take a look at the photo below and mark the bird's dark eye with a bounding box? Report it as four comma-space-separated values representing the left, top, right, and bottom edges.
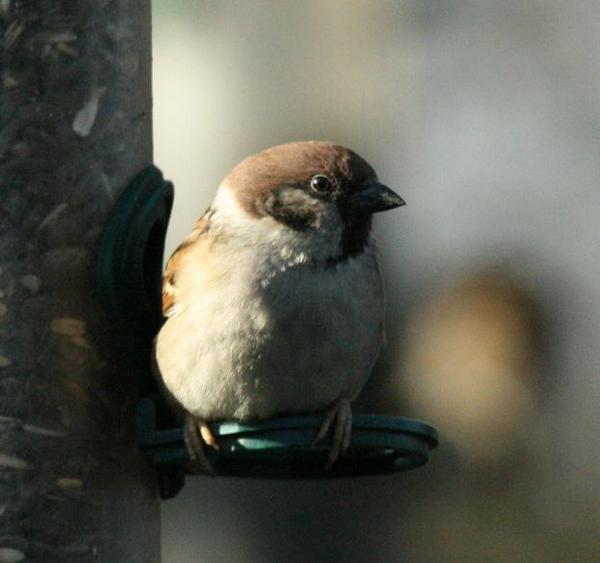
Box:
309, 174, 333, 194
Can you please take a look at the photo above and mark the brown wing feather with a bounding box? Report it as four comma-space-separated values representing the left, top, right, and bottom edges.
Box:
161, 208, 213, 317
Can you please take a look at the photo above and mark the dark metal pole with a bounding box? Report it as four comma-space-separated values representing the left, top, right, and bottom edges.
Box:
0, 1, 159, 561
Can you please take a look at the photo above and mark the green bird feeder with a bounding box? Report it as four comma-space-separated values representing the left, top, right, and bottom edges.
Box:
97, 166, 438, 499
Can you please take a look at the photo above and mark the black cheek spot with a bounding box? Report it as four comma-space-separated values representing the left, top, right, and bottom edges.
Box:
263, 189, 317, 231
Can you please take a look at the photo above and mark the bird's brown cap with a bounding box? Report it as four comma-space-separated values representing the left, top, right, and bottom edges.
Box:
223, 141, 378, 216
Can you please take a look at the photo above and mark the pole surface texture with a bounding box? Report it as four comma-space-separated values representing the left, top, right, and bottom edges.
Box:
0, 1, 159, 561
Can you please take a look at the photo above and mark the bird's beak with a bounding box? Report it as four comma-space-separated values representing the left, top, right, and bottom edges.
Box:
348, 181, 406, 214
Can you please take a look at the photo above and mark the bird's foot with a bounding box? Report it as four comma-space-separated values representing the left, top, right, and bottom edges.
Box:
312, 398, 353, 470
184, 413, 219, 475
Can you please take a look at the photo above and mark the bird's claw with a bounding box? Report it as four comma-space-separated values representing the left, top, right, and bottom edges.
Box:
312, 398, 353, 470
184, 413, 219, 475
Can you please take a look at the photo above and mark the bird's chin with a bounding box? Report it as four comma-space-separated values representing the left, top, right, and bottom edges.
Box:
338, 214, 372, 261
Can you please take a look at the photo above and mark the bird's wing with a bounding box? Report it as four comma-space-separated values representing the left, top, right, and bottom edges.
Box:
161, 208, 213, 317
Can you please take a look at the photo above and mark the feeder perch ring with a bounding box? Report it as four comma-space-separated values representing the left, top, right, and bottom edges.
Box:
137, 397, 438, 480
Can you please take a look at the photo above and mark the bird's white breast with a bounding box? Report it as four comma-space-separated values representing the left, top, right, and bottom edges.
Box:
155, 185, 384, 421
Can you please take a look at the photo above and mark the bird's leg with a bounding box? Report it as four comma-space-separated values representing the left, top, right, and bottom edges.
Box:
183, 413, 219, 475
312, 398, 353, 470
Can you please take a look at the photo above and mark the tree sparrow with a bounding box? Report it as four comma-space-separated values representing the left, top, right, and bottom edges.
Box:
155, 141, 405, 472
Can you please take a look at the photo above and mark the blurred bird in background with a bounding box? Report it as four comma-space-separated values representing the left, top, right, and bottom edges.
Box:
155, 141, 405, 472
404, 270, 541, 471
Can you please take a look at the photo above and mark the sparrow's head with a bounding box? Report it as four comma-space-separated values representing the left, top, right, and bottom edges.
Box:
217, 141, 405, 261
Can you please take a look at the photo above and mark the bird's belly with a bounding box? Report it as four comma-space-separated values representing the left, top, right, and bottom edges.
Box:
156, 261, 383, 421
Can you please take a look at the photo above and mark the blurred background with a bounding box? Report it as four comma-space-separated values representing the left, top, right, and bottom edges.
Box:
152, 1, 600, 561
